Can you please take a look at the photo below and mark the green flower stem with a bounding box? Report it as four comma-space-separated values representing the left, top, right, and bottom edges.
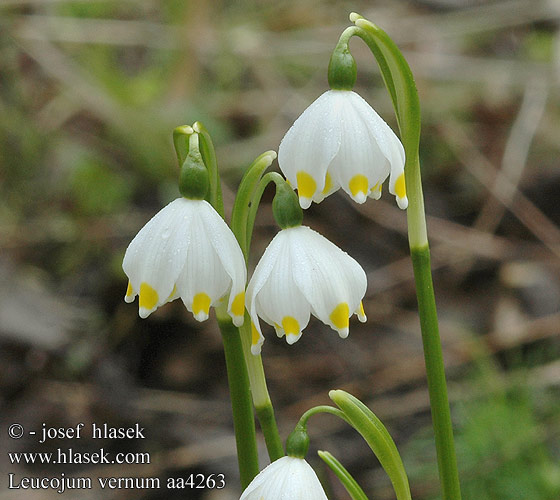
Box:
230, 154, 285, 461
172, 125, 194, 165
215, 308, 260, 489
410, 244, 461, 500
240, 171, 291, 460
342, 13, 461, 500
231, 151, 277, 259
237, 314, 284, 461
246, 172, 287, 244
231, 151, 285, 461
298, 405, 348, 426
255, 401, 285, 461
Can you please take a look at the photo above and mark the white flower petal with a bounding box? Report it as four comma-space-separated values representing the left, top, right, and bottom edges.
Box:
278, 89, 406, 208
175, 211, 232, 322
247, 225, 367, 351
240, 456, 328, 500
247, 231, 310, 350
122, 198, 193, 318
330, 95, 390, 203
290, 226, 367, 337
122, 198, 247, 321
197, 201, 247, 326
278, 91, 343, 207
347, 91, 407, 208
246, 231, 286, 353
255, 232, 311, 345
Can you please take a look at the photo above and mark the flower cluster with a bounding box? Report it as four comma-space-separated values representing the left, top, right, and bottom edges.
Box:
123, 89, 404, 352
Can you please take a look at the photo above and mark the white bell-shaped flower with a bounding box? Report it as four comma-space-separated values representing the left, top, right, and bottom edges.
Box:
123, 198, 246, 326
246, 225, 367, 354
278, 89, 407, 209
240, 456, 328, 500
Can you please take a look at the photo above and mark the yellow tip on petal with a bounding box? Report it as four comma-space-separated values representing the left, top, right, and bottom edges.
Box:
282, 316, 300, 336
192, 292, 211, 321
251, 322, 263, 355
231, 291, 245, 317
296, 171, 317, 201
357, 301, 367, 323
349, 174, 369, 203
330, 302, 350, 334
395, 173, 406, 199
321, 171, 334, 195
139, 282, 159, 317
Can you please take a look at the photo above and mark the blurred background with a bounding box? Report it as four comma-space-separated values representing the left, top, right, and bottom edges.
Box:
1, 0, 560, 498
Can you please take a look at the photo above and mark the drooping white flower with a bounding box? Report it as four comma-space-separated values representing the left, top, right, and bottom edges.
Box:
246, 225, 367, 354
240, 456, 328, 500
123, 198, 246, 326
278, 89, 407, 209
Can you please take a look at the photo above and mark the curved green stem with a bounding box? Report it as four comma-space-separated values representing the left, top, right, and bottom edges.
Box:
216, 309, 260, 488
246, 172, 286, 250
231, 151, 277, 259
298, 405, 349, 427
230, 153, 285, 461
343, 13, 461, 500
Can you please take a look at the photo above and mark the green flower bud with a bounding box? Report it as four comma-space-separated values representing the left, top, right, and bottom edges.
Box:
272, 180, 303, 229
179, 134, 209, 200
285, 425, 310, 459
328, 41, 357, 91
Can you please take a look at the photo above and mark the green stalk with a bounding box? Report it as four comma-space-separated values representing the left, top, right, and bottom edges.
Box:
409, 240, 462, 500
255, 402, 284, 461
341, 13, 461, 499
238, 315, 284, 461
230, 155, 287, 461
216, 309, 260, 489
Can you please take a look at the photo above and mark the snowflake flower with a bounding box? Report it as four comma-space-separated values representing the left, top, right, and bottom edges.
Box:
278, 89, 407, 209
246, 225, 367, 354
123, 198, 246, 325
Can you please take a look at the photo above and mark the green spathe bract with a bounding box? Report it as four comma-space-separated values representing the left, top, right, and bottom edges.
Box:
178, 133, 209, 200
329, 389, 412, 500
328, 38, 357, 90
318, 451, 368, 500
285, 425, 310, 459
272, 180, 303, 229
